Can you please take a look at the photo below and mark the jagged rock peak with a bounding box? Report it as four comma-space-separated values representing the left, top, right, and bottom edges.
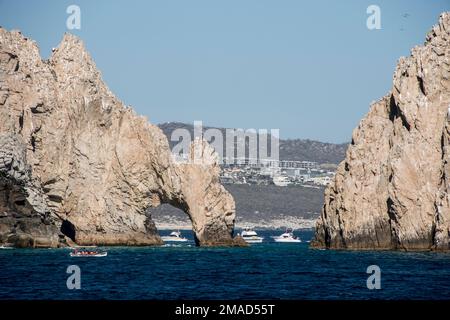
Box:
0, 28, 244, 247
312, 12, 450, 251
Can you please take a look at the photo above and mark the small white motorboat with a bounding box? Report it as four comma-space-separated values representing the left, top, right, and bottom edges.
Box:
272, 229, 301, 243
70, 249, 107, 257
273, 175, 290, 187
240, 227, 264, 243
0, 245, 13, 249
161, 230, 188, 242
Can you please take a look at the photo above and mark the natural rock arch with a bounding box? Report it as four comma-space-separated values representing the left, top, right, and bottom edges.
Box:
0, 29, 243, 247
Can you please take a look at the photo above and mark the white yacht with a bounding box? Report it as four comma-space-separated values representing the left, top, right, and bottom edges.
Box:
240, 227, 264, 243
273, 175, 290, 187
161, 230, 188, 242
272, 229, 301, 243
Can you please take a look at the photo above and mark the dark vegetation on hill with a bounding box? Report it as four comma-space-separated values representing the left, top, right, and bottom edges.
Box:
158, 122, 348, 164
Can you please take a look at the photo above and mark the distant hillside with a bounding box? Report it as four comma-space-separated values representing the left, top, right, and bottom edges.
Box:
279, 139, 348, 164
151, 184, 324, 230
158, 122, 348, 164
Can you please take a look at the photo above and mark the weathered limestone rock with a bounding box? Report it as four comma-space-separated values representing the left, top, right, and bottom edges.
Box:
0, 133, 61, 247
312, 12, 450, 251
176, 139, 244, 246
0, 28, 242, 247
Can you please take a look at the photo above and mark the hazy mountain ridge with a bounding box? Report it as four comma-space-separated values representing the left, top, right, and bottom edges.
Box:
158, 122, 348, 164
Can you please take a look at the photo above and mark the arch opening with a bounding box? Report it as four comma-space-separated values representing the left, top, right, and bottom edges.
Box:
147, 203, 195, 242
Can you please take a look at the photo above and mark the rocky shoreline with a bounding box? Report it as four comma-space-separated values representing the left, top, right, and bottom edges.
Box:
155, 218, 317, 231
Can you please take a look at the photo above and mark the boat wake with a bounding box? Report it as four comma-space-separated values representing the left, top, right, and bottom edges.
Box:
163, 243, 193, 247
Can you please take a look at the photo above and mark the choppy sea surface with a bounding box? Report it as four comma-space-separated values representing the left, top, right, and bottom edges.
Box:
1, 229, 450, 300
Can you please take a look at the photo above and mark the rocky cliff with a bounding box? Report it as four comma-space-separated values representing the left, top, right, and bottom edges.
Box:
0, 28, 243, 247
313, 13, 450, 251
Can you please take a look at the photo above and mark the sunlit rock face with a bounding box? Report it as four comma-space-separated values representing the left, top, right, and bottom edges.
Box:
313, 12, 450, 251
0, 29, 243, 247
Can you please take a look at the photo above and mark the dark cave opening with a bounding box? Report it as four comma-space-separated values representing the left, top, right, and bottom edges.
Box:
14, 199, 25, 206
60, 219, 76, 242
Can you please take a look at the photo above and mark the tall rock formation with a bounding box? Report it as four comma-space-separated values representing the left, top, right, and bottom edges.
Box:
0, 29, 243, 247
313, 13, 450, 251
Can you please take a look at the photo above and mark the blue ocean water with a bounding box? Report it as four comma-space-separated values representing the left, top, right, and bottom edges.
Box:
1, 229, 450, 300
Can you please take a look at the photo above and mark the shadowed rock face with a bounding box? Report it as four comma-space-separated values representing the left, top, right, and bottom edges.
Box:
0, 29, 243, 247
312, 12, 450, 251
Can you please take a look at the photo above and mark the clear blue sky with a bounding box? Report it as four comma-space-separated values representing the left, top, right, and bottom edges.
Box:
1, 0, 449, 143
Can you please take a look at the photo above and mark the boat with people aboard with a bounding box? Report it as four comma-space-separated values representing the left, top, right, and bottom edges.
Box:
161, 230, 188, 242
240, 227, 264, 243
69, 249, 107, 257
272, 228, 301, 243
